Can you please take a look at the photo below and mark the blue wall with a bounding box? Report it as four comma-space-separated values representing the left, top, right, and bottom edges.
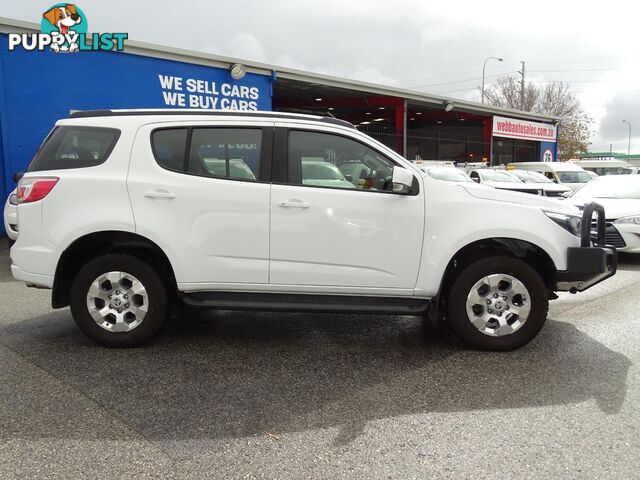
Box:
0, 33, 272, 228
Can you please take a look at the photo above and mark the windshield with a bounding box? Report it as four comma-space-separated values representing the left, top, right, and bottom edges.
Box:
480, 170, 521, 183
427, 168, 472, 182
572, 177, 640, 199
510, 170, 553, 183
557, 171, 592, 183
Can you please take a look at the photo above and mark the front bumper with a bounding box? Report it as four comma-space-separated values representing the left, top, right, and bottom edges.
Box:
556, 202, 617, 292
556, 246, 617, 292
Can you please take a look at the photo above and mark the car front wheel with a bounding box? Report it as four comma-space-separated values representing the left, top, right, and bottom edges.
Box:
446, 256, 548, 351
69, 254, 168, 347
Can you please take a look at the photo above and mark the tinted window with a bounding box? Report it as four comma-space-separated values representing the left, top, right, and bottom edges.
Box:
152, 129, 187, 172
288, 131, 397, 191
29, 126, 120, 172
189, 129, 261, 181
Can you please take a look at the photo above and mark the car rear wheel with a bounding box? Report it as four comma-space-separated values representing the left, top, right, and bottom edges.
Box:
446, 256, 548, 351
69, 254, 168, 347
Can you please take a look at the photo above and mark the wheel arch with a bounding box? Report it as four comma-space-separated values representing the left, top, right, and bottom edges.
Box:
430, 237, 557, 320
52, 230, 178, 308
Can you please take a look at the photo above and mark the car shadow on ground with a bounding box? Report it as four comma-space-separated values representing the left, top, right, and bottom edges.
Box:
0, 306, 631, 445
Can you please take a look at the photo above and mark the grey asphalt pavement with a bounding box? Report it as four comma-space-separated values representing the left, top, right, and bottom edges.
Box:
1, 238, 639, 479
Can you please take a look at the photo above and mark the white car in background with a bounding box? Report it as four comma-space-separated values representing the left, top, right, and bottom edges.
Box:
3, 189, 18, 247
467, 168, 544, 195
507, 169, 572, 198
567, 175, 640, 253
507, 162, 593, 191
419, 166, 474, 183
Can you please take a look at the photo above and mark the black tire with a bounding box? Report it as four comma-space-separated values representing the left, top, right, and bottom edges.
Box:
69, 253, 168, 347
446, 256, 548, 351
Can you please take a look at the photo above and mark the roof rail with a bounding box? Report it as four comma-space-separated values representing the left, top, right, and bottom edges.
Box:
68, 109, 355, 128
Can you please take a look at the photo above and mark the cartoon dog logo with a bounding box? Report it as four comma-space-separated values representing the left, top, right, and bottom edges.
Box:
42, 4, 82, 52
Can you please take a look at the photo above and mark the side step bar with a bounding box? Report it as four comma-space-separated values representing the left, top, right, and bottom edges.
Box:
182, 292, 431, 315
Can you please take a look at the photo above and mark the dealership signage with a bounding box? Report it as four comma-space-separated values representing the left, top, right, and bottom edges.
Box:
158, 74, 261, 111
492, 116, 557, 142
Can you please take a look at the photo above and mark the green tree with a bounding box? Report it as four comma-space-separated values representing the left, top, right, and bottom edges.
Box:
483, 77, 594, 160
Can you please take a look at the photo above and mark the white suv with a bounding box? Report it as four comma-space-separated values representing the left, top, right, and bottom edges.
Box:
10, 110, 617, 350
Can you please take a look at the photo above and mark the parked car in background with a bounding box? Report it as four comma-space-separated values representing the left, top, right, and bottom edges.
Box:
301, 159, 355, 189
507, 162, 593, 191
467, 168, 544, 195
3, 189, 18, 248
417, 166, 473, 183
508, 170, 572, 198
572, 159, 634, 176
567, 175, 640, 253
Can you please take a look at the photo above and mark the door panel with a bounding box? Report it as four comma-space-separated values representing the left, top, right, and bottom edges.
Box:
269, 127, 424, 289
270, 186, 424, 288
127, 122, 272, 285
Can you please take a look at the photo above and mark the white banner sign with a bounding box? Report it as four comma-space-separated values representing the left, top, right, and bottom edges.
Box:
492, 115, 557, 142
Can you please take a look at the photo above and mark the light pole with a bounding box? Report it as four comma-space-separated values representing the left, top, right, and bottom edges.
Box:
622, 120, 631, 155
481, 56, 503, 104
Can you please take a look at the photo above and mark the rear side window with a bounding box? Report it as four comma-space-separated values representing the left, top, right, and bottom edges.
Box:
189, 128, 262, 181
151, 129, 188, 172
28, 126, 120, 172
151, 127, 262, 182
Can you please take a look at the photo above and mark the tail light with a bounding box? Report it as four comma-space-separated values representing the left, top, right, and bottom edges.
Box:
16, 177, 59, 204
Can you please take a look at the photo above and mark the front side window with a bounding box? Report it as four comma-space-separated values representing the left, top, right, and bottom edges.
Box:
288, 131, 397, 191
29, 126, 120, 171
189, 128, 261, 181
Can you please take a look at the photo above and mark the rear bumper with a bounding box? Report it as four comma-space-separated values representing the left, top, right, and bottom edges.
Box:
556, 246, 617, 292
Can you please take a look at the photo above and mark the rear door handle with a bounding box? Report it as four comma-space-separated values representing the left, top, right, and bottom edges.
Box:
145, 189, 176, 199
279, 200, 309, 209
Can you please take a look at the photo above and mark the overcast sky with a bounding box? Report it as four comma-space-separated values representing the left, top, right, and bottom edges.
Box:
8, 0, 640, 153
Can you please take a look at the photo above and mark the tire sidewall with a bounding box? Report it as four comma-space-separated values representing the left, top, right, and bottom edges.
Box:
447, 256, 548, 351
70, 254, 168, 347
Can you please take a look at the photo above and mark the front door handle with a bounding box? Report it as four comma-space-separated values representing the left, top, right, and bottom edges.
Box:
279, 199, 309, 209
145, 189, 176, 199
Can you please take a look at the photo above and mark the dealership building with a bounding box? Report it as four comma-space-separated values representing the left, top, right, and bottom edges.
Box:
0, 16, 559, 234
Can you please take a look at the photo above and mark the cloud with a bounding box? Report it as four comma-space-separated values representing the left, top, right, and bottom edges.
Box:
592, 92, 640, 151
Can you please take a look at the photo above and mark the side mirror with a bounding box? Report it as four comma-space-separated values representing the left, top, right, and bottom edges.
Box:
344, 174, 353, 183
13, 172, 24, 183
392, 166, 414, 194
472, 177, 480, 183
561, 191, 572, 198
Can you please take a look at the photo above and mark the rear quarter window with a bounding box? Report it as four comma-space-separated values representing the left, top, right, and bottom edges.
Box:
28, 126, 120, 172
